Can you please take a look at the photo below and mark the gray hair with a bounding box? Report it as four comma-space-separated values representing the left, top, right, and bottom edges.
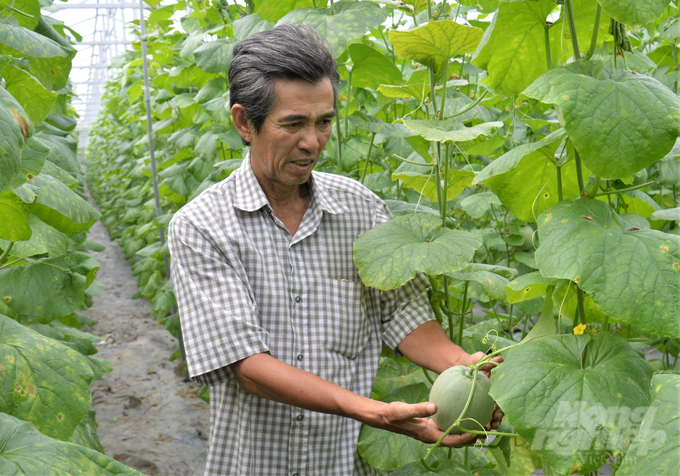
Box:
228, 24, 340, 145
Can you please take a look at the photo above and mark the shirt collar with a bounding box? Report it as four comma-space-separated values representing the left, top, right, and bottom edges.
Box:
231, 150, 349, 215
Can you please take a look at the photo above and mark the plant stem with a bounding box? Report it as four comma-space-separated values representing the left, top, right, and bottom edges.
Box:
556, 165, 564, 202
439, 62, 448, 121
594, 181, 655, 197
576, 287, 586, 325
584, 3, 601, 60
344, 69, 352, 139
564, 0, 581, 61
574, 149, 586, 198
361, 132, 376, 183
0, 242, 13, 262
335, 113, 343, 169
544, 24, 553, 70
458, 281, 469, 346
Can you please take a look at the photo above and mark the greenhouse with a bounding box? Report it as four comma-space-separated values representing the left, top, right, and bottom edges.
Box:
0, 0, 679, 475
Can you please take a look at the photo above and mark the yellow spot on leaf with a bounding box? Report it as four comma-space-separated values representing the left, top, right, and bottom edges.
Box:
545, 213, 552, 222
37, 344, 43, 350
3, 296, 10, 303
660, 246, 668, 253
8, 356, 14, 362
673, 263, 679, 270
563, 95, 569, 101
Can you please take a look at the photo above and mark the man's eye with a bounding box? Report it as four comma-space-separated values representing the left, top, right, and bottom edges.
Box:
317, 119, 332, 129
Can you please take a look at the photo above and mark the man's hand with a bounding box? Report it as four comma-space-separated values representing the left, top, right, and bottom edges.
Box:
466, 351, 504, 379
369, 401, 479, 447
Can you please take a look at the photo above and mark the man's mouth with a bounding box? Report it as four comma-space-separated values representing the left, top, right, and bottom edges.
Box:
291, 159, 315, 167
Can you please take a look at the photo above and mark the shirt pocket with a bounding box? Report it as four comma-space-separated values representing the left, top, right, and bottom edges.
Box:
319, 278, 370, 359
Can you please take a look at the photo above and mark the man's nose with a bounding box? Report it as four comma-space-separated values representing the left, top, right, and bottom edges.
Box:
298, 125, 320, 151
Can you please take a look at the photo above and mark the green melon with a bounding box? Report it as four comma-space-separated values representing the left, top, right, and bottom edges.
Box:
429, 365, 495, 433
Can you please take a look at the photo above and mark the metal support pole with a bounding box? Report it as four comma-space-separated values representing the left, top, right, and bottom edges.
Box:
138, 0, 187, 369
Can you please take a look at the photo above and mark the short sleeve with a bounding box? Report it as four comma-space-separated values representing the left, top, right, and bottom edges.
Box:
168, 214, 270, 386
373, 201, 437, 356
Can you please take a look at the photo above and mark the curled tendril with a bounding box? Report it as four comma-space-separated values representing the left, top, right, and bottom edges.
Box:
482, 329, 500, 351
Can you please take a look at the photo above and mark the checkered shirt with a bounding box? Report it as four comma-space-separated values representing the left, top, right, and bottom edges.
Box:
168, 153, 435, 476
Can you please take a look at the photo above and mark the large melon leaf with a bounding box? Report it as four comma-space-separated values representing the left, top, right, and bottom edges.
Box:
277, 2, 389, 57
523, 62, 680, 179
0, 412, 142, 475
619, 373, 680, 475
0, 315, 93, 441
490, 332, 653, 475
353, 214, 482, 290
389, 19, 483, 74
535, 199, 680, 338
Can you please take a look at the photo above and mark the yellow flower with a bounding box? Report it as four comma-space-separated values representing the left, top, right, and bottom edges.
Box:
573, 323, 587, 335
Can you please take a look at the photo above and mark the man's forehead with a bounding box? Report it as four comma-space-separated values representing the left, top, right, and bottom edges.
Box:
270, 77, 335, 117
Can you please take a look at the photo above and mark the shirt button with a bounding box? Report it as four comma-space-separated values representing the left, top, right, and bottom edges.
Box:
294, 296, 301, 303
292, 473, 299, 476
297, 354, 303, 361
296, 414, 304, 421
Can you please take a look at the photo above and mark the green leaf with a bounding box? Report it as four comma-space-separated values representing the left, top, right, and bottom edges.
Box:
378, 83, 431, 101
0, 255, 91, 320
402, 119, 502, 143
391, 460, 471, 475
535, 199, 680, 338
0, 315, 94, 441
523, 63, 680, 179
371, 357, 430, 401
393, 169, 475, 203
353, 214, 482, 290
0, 86, 29, 192
472, 0, 557, 96
619, 373, 680, 475
0, 189, 31, 241
520, 286, 556, 345
598, 0, 670, 26
28, 174, 100, 235
193, 38, 237, 73
232, 13, 275, 40
69, 410, 103, 453
348, 44, 402, 90
0, 214, 67, 257
389, 19, 483, 74
0, 23, 69, 59
257, 0, 316, 22
37, 133, 78, 176
459, 191, 501, 219
1, 63, 57, 126
446, 263, 518, 301
0, 412, 142, 474
357, 383, 430, 470
20, 135, 48, 182
0, 0, 41, 29
490, 332, 653, 475
278, 2, 389, 57
472, 130, 583, 222
349, 111, 415, 137
506, 272, 564, 304
651, 207, 680, 221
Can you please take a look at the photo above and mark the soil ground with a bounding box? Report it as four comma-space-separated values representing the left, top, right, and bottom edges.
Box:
83, 215, 210, 476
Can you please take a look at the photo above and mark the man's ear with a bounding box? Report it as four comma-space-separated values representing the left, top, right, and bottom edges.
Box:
231, 104, 253, 143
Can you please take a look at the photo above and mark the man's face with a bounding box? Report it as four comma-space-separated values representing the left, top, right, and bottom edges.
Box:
248, 77, 335, 195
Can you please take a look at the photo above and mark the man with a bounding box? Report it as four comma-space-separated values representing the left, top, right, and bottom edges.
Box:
168, 24, 502, 476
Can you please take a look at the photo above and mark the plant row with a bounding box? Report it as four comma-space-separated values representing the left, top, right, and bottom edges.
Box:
0, 0, 142, 472
85, 0, 680, 474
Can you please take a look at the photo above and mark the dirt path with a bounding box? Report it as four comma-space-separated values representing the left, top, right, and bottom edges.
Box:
83, 216, 209, 476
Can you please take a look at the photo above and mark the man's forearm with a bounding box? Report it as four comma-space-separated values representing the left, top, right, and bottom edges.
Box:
230, 353, 383, 425
396, 320, 472, 374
